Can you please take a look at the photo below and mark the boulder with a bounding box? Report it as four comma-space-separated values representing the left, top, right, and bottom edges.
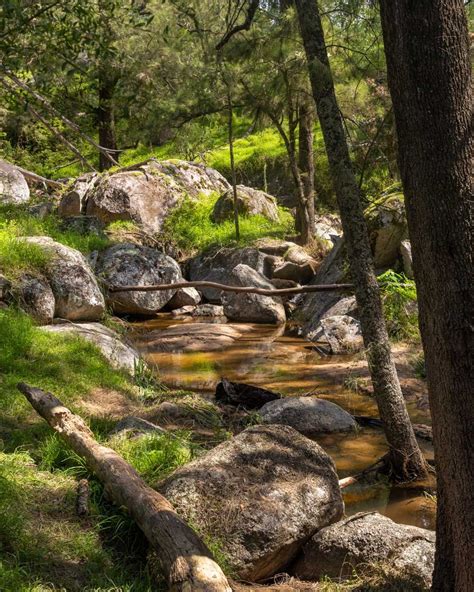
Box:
166, 284, 201, 310
60, 215, 105, 236
284, 245, 316, 267
215, 378, 281, 409
259, 397, 357, 436
273, 261, 315, 285
368, 197, 408, 268
22, 237, 105, 321
318, 315, 363, 354
211, 185, 280, 223
400, 239, 414, 278
171, 305, 196, 316
28, 202, 55, 219
254, 239, 300, 257
159, 425, 344, 581
192, 303, 225, 317
58, 173, 98, 217
110, 416, 167, 436
151, 159, 230, 198
41, 322, 141, 374
222, 264, 286, 324
314, 215, 342, 245
0, 160, 30, 204
187, 246, 269, 302
135, 322, 254, 353
293, 511, 435, 589
96, 243, 181, 315
17, 274, 55, 325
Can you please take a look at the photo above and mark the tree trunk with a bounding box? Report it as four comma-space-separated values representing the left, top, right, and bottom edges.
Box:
379, 2, 473, 589
98, 68, 118, 171
227, 90, 240, 241
17, 383, 232, 592
298, 100, 316, 235
294, 0, 428, 481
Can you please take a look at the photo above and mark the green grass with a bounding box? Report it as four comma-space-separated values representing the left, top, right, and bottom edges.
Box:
162, 192, 294, 255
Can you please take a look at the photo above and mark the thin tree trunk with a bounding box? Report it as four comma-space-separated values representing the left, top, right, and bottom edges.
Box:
294, 0, 428, 481
379, 2, 473, 589
298, 100, 316, 234
98, 68, 118, 171
17, 383, 232, 592
227, 91, 240, 241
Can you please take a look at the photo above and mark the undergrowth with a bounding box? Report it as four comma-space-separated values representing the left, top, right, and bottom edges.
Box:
378, 270, 419, 341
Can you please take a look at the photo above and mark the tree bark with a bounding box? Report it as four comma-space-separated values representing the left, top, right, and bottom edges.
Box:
294, 0, 428, 481
17, 383, 232, 592
298, 100, 316, 235
379, 2, 473, 589
227, 90, 240, 240
98, 68, 118, 171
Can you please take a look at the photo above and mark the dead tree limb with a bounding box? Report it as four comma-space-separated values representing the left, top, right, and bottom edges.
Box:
11, 164, 64, 189
107, 281, 354, 296
338, 456, 387, 489
17, 383, 232, 592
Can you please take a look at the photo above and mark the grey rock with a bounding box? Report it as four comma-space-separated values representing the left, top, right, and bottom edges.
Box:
60, 215, 105, 236
400, 239, 414, 278
28, 202, 55, 219
273, 261, 316, 285
222, 264, 286, 324
294, 511, 435, 589
58, 173, 98, 217
110, 416, 167, 436
41, 322, 140, 374
159, 424, 344, 581
192, 303, 225, 317
166, 284, 201, 310
319, 315, 363, 354
211, 185, 280, 223
368, 197, 408, 268
96, 243, 181, 315
0, 160, 30, 204
284, 245, 316, 266
253, 239, 299, 256
259, 396, 357, 436
22, 237, 105, 321
17, 274, 55, 325
171, 305, 197, 316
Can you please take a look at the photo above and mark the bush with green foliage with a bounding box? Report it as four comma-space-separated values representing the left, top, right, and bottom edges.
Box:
378, 270, 419, 341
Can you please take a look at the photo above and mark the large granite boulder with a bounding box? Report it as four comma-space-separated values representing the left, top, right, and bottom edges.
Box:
367, 196, 408, 268
222, 264, 286, 324
259, 397, 357, 436
41, 322, 141, 374
294, 512, 435, 589
17, 274, 55, 325
96, 243, 181, 315
58, 173, 98, 217
187, 247, 270, 302
211, 185, 280, 223
0, 160, 30, 204
159, 425, 344, 581
22, 237, 105, 321
166, 283, 201, 310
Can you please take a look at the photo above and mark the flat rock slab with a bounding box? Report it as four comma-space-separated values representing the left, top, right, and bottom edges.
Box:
159, 424, 343, 581
259, 396, 357, 436
293, 511, 435, 589
136, 322, 255, 353
42, 322, 140, 374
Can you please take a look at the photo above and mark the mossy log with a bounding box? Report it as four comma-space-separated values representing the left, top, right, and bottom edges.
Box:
17, 382, 232, 592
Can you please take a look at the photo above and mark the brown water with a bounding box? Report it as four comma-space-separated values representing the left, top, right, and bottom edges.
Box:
132, 315, 435, 530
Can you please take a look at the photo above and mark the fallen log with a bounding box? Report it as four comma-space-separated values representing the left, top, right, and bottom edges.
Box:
107, 280, 354, 297
11, 164, 64, 190
17, 383, 232, 592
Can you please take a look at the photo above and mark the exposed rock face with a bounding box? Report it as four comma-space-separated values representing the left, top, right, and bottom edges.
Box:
222, 264, 286, 324
211, 185, 280, 223
135, 322, 254, 353
166, 284, 201, 310
0, 160, 30, 204
293, 512, 435, 589
259, 397, 357, 436
17, 274, 55, 325
159, 425, 344, 581
318, 315, 363, 354
400, 239, 414, 278
187, 247, 270, 302
96, 243, 181, 315
368, 197, 408, 268
23, 237, 105, 321
41, 322, 141, 374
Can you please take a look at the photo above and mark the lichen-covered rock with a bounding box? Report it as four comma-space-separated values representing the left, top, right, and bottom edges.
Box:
222, 264, 286, 324
41, 322, 140, 374
17, 274, 55, 325
159, 425, 344, 581
318, 315, 363, 354
96, 243, 181, 315
211, 185, 280, 223
293, 512, 435, 589
22, 237, 105, 321
0, 160, 30, 204
259, 397, 357, 436
368, 197, 408, 268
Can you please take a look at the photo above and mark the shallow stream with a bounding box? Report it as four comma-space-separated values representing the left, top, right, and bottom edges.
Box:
132, 315, 436, 530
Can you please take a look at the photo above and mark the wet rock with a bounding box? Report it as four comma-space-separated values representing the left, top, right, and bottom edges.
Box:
17, 274, 55, 325
211, 185, 280, 223
166, 284, 201, 310
215, 378, 281, 409
96, 243, 181, 315
273, 261, 316, 285
22, 237, 105, 321
400, 239, 414, 278
368, 197, 408, 268
41, 322, 140, 374
293, 511, 435, 588
159, 424, 344, 581
259, 396, 357, 436
135, 322, 254, 353
222, 264, 286, 324
318, 315, 363, 354
0, 160, 30, 204
60, 215, 105, 236
110, 416, 167, 436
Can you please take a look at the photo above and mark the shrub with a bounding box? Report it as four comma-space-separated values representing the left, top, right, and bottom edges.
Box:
378, 270, 419, 341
